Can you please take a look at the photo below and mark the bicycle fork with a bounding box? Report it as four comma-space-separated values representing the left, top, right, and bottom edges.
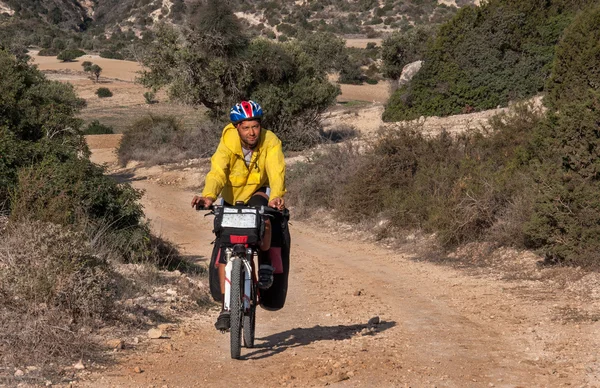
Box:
223, 246, 254, 313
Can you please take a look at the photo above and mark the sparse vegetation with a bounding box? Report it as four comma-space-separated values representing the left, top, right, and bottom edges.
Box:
0, 221, 116, 369
117, 115, 221, 166
290, 2, 600, 269
289, 102, 544, 249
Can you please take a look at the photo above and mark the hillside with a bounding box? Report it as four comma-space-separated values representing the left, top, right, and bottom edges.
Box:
0, 0, 477, 47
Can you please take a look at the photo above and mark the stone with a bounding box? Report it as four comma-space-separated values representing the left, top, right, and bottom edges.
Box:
133, 366, 143, 374
106, 339, 124, 350
333, 371, 349, 382
368, 316, 380, 327
162, 343, 174, 352
148, 328, 163, 339
73, 360, 85, 370
14, 369, 24, 377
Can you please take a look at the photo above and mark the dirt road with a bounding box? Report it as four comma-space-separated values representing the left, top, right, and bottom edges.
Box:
83, 137, 599, 387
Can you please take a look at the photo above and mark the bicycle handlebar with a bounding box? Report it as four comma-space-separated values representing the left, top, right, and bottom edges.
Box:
195, 202, 286, 215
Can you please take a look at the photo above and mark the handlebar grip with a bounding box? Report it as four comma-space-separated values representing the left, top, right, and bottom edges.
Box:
194, 203, 215, 211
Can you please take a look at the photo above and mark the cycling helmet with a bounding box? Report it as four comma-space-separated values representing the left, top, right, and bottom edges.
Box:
230, 100, 263, 124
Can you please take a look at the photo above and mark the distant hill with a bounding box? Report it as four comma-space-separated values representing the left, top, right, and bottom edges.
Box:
0, 0, 477, 41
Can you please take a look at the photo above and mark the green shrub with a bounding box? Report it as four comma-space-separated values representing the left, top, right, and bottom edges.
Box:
83, 120, 114, 134
523, 4, 600, 267
143, 91, 156, 104
383, 0, 581, 121
118, 115, 221, 166
96, 87, 113, 98
11, 155, 144, 231
381, 25, 433, 80
99, 50, 124, 60
339, 61, 363, 85
139, 8, 340, 152
37, 48, 59, 56
57, 49, 85, 62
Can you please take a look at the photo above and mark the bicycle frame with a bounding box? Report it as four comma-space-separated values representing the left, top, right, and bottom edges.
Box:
223, 245, 257, 313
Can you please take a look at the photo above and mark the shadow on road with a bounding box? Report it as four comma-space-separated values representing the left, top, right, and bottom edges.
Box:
243, 320, 396, 360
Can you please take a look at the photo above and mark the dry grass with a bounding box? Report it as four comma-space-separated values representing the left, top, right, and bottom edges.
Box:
0, 218, 210, 382
117, 115, 222, 166
0, 221, 115, 374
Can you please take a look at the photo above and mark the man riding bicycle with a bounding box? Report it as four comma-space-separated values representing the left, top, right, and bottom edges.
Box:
191, 100, 287, 331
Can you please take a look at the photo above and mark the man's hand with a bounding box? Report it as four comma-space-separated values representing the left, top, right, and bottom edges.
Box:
191, 195, 214, 210
268, 197, 285, 210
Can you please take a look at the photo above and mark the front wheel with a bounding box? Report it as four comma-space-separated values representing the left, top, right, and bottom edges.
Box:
243, 287, 256, 348
229, 258, 243, 359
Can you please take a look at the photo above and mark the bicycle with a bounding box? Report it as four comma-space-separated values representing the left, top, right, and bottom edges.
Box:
202, 203, 281, 359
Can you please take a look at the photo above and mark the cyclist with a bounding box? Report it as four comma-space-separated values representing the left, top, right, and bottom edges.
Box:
191, 100, 286, 331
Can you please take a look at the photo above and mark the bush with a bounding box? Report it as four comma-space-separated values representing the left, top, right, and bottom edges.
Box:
37, 48, 59, 56
96, 87, 113, 98
99, 50, 124, 60
118, 115, 221, 166
57, 49, 85, 62
381, 25, 433, 80
383, 0, 581, 121
523, 4, 600, 267
143, 91, 156, 104
11, 155, 144, 231
287, 142, 362, 218
83, 120, 114, 134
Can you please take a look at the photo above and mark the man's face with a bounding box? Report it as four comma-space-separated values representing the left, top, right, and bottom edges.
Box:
236, 120, 261, 149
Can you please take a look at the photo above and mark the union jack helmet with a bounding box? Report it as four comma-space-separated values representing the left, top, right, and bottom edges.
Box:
230, 100, 263, 124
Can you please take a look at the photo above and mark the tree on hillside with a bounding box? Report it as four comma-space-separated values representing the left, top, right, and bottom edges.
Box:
90, 64, 102, 82
81, 61, 92, 72
140, 0, 250, 115
139, 2, 340, 150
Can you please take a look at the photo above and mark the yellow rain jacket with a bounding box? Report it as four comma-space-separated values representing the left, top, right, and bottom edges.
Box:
202, 123, 286, 205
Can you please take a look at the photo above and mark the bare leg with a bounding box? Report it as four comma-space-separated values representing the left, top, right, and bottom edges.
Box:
260, 219, 272, 251
219, 263, 226, 295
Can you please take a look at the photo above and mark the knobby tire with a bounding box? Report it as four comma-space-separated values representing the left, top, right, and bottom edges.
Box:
243, 284, 256, 348
230, 258, 243, 359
